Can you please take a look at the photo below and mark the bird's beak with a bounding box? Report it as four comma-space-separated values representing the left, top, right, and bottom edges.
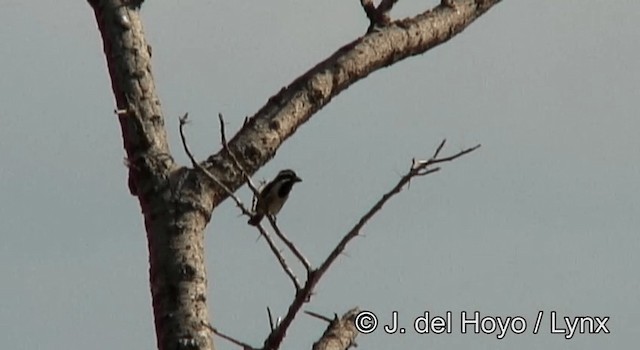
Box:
295, 176, 302, 183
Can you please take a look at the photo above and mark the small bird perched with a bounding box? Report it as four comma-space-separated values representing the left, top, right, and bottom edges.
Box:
248, 169, 302, 226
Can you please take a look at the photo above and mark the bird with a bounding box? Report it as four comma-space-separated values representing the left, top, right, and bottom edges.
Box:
248, 169, 302, 226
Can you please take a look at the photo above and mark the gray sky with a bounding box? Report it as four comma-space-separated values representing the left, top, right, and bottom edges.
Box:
1, 1, 638, 349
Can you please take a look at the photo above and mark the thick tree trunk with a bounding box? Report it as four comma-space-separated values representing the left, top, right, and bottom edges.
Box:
87, 1, 214, 349
87, 0, 501, 349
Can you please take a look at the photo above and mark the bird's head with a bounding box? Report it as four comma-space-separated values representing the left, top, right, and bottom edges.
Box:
276, 169, 302, 183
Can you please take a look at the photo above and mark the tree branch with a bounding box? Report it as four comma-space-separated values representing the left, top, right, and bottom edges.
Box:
89, 1, 500, 349
304, 310, 333, 323
179, 113, 252, 217
202, 0, 501, 209
203, 322, 256, 350
312, 309, 360, 350
261, 141, 480, 350
217, 113, 261, 197
180, 114, 301, 290
256, 225, 302, 291
267, 307, 277, 331
88, 2, 214, 349
266, 216, 312, 274
316, 141, 479, 278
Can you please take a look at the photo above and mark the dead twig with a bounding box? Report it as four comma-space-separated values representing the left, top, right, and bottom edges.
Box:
267, 307, 276, 331
214, 113, 303, 289
266, 215, 312, 274
304, 310, 333, 323
202, 322, 256, 350
262, 140, 480, 350
257, 224, 302, 291
315, 140, 480, 278
180, 113, 301, 289
217, 113, 261, 197
179, 113, 253, 216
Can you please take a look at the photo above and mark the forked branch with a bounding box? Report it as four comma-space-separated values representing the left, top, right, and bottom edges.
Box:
180, 114, 301, 290
358, 0, 399, 30
218, 113, 261, 197
179, 113, 252, 216
316, 140, 479, 278
262, 140, 480, 350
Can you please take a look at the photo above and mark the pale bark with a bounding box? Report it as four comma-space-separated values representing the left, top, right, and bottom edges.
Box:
86, 1, 501, 349
87, 1, 213, 349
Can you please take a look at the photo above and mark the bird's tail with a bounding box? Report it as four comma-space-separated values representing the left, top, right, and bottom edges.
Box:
248, 213, 264, 226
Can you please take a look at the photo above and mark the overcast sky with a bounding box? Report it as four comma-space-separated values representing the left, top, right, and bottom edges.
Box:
1, 1, 638, 349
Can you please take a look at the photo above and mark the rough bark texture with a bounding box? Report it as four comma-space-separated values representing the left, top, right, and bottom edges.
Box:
202, 0, 502, 200
312, 309, 360, 350
87, 0, 500, 349
87, 1, 213, 349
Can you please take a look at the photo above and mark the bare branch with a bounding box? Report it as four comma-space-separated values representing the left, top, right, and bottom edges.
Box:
202, 322, 257, 350
213, 113, 305, 288
266, 216, 312, 274
304, 310, 333, 323
262, 141, 480, 350
426, 140, 480, 166
91, 1, 500, 349
181, 114, 304, 289
203, 0, 501, 209
433, 138, 447, 158
179, 113, 253, 216
88, 2, 215, 347
316, 141, 480, 278
267, 307, 276, 331
218, 113, 261, 197
183, 113, 303, 289
256, 224, 302, 291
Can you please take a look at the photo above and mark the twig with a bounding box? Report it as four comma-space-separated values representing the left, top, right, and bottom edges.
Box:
262, 140, 480, 350
217, 113, 261, 197
304, 310, 333, 323
215, 113, 302, 289
179, 113, 252, 217
257, 224, 302, 291
202, 322, 257, 350
266, 216, 312, 274
181, 114, 303, 289
315, 140, 480, 277
267, 307, 276, 331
